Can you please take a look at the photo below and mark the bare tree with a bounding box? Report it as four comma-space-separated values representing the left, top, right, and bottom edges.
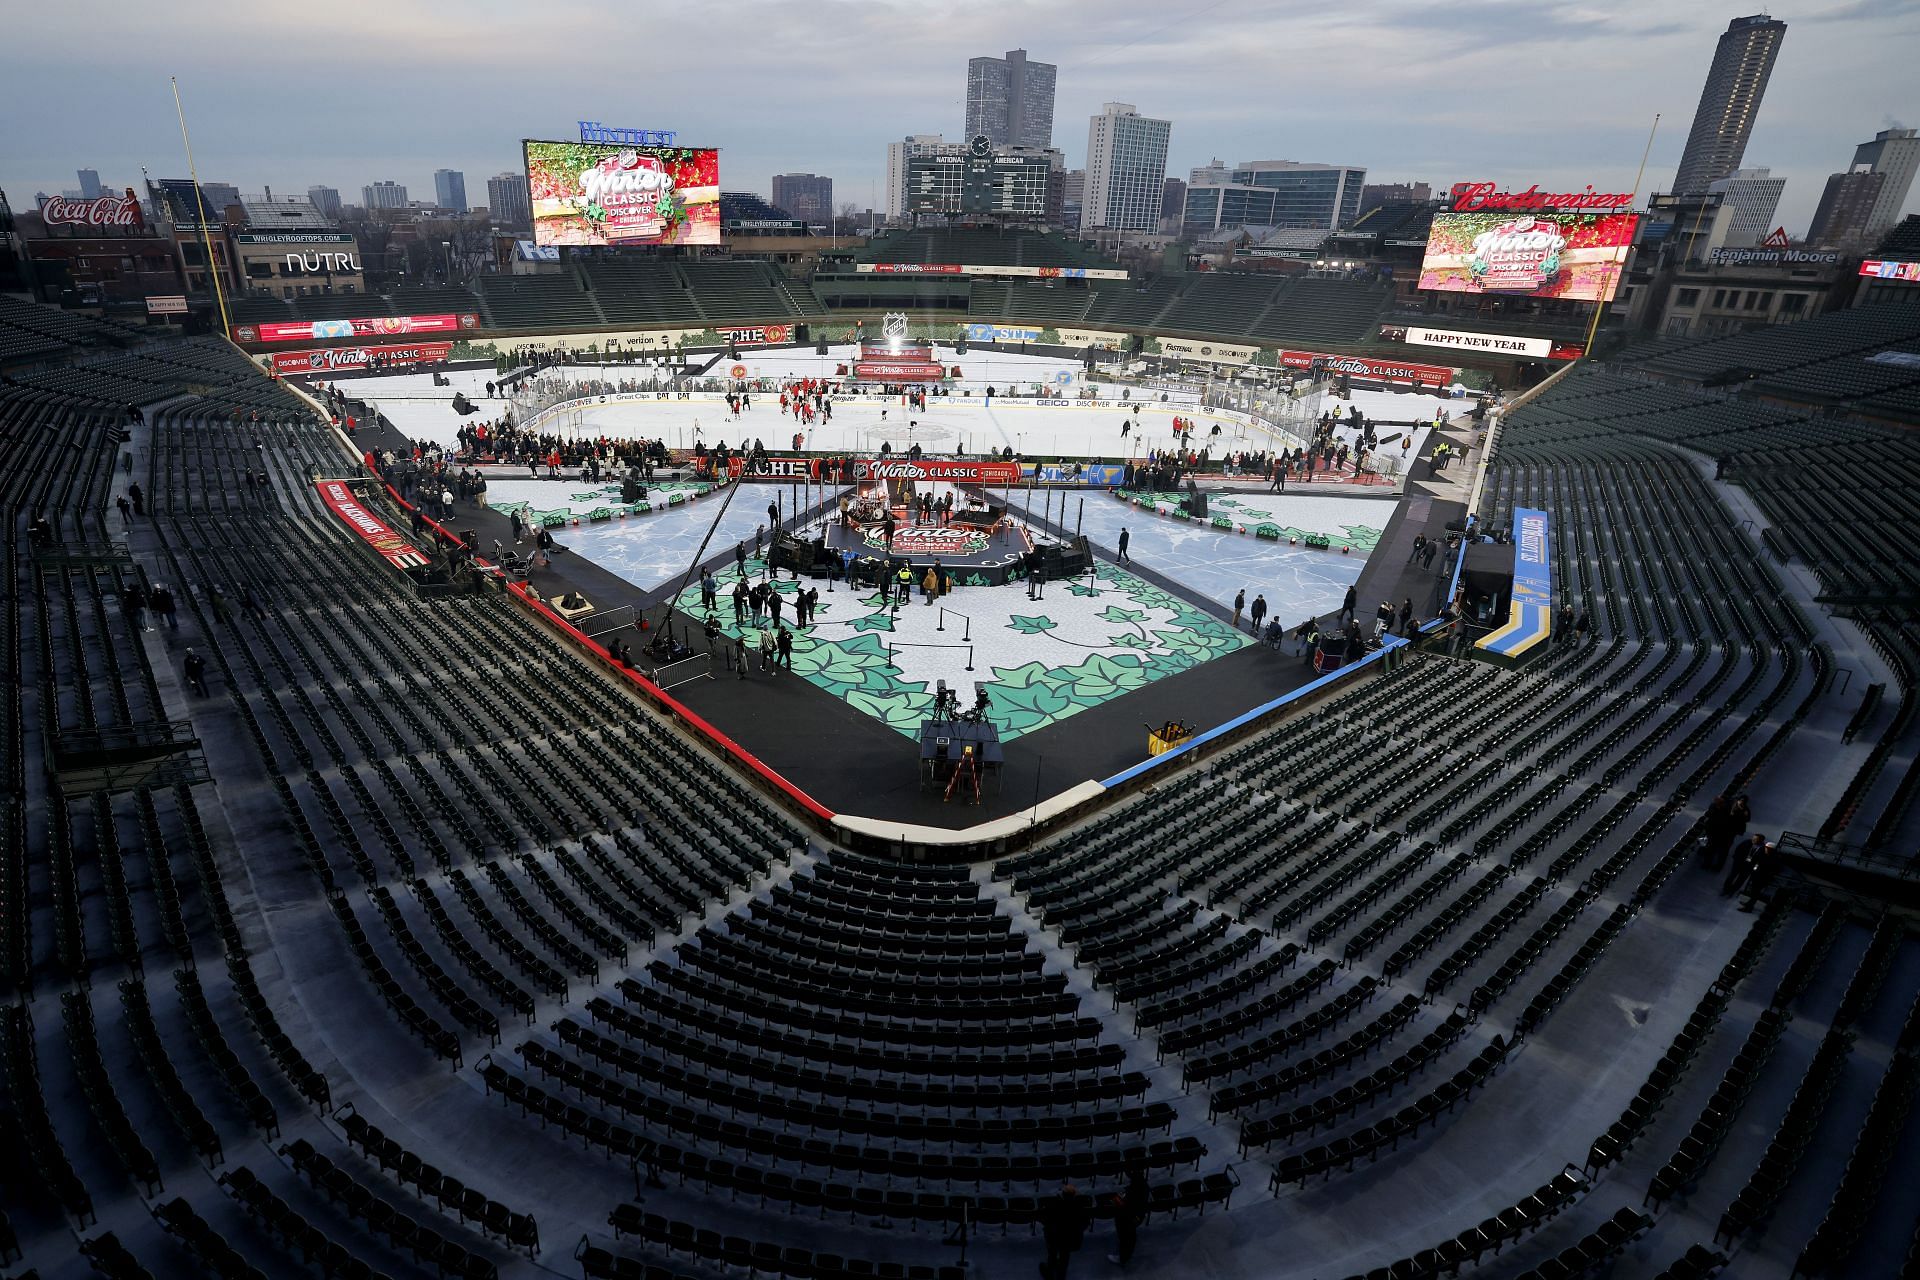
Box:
832, 202, 862, 238
343, 213, 397, 285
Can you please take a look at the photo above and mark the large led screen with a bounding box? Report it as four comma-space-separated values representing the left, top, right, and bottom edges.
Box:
524, 140, 721, 247
1418, 210, 1637, 302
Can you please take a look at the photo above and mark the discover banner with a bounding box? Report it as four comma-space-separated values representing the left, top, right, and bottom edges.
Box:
271, 342, 453, 374
1155, 337, 1259, 365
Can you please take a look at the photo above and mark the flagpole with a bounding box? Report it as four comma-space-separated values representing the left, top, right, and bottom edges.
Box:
172, 76, 232, 338
1584, 112, 1660, 362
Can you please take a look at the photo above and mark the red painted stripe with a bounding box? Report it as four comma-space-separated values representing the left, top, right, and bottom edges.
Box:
381, 481, 836, 825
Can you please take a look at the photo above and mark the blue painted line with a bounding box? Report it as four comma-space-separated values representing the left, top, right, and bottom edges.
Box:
1100, 635, 1409, 788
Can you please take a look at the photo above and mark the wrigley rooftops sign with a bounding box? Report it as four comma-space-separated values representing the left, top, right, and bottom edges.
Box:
1708, 246, 1842, 267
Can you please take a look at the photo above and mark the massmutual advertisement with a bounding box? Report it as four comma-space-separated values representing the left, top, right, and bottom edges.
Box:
524, 139, 721, 247
1418, 210, 1637, 302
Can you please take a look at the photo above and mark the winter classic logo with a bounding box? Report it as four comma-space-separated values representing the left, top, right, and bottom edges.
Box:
868, 526, 988, 557
1468, 217, 1568, 291
578, 150, 676, 240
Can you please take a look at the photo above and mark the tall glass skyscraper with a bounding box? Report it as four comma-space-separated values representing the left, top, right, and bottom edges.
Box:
1672, 14, 1787, 195
965, 49, 1057, 149
1083, 103, 1171, 233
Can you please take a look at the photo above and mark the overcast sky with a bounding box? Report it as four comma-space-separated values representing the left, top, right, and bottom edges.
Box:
3, 0, 1915, 234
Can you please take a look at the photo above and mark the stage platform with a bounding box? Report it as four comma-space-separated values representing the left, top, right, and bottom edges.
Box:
818, 517, 1034, 585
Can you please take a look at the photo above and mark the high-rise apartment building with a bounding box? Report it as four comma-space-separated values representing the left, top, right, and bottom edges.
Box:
362, 181, 409, 211
76, 169, 102, 200
965, 49, 1057, 149
1705, 167, 1785, 246
1061, 169, 1085, 230
1672, 14, 1787, 194
1807, 167, 1887, 247
1083, 104, 1171, 233
771, 173, 834, 222
1850, 127, 1920, 241
307, 185, 343, 220
433, 169, 467, 213
486, 173, 531, 228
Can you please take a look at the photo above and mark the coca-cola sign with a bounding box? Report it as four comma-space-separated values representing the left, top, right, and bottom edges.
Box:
41, 191, 144, 230
270, 342, 453, 374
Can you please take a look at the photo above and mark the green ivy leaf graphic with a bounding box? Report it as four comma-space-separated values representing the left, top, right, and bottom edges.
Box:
1112, 634, 1154, 650
986, 676, 1075, 730
992, 660, 1057, 690
797, 638, 895, 690
850, 612, 896, 633
1099, 605, 1148, 625
1055, 653, 1150, 701
1007, 615, 1058, 635
846, 687, 935, 735
1065, 580, 1104, 597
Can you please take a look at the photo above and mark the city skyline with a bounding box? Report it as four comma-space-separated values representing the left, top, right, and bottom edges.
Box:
2, 2, 1914, 235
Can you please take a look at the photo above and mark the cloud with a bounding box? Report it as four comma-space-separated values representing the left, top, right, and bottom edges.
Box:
1, 0, 1914, 234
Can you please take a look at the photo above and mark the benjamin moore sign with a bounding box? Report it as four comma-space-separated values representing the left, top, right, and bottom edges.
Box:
1707, 247, 1841, 267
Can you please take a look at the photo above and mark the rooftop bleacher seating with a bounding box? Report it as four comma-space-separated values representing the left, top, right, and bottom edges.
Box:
475, 271, 603, 330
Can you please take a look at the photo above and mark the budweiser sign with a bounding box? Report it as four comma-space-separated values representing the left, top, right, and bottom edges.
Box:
270, 342, 453, 374
1451, 182, 1634, 212
41, 191, 144, 229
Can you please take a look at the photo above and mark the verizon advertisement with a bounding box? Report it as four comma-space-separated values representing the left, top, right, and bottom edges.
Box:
1279, 350, 1454, 385
271, 342, 454, 374
236, 313, 477, 344
314, 481, 431, 570
1403, 327, 1551, 358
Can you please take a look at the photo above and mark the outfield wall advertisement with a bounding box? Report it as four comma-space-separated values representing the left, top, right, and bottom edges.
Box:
236, 314, 477, 344
1418, 210, 1637, 302
525, 139, 721, 247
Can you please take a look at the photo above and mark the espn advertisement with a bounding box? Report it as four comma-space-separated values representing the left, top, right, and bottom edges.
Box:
236, 314, 476, 344
525, 139, 720, 247
1418, 210, 1637, 302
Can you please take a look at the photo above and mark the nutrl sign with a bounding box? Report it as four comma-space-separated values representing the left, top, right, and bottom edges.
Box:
1451, 182, 1635, 212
